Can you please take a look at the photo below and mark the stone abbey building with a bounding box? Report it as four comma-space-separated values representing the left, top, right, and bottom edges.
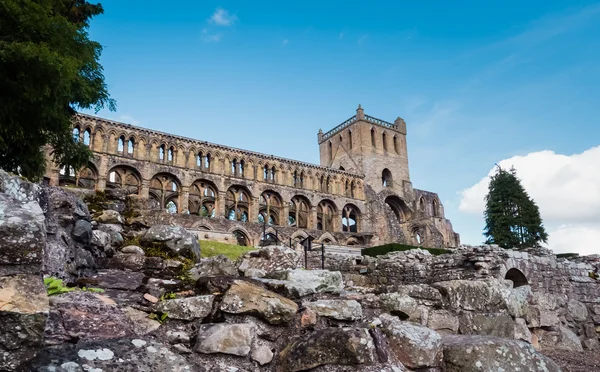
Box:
44, 105, 459, 248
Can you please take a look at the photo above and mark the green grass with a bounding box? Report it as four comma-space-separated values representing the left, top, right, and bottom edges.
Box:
200, 240, 256, 261
361, 243, 451, 258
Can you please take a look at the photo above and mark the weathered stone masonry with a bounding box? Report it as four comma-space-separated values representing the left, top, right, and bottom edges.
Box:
44, 106, 460, 248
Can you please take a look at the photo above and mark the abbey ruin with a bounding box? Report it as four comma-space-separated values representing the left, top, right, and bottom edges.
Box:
43, 105, 459, 248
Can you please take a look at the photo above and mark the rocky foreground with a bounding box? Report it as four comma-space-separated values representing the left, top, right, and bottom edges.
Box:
0, 170, 597, 371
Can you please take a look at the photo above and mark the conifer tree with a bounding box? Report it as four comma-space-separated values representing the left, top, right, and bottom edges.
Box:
483, 166, 548, 249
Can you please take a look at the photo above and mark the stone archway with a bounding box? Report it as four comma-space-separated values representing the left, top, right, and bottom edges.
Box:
505, 268, 529, 288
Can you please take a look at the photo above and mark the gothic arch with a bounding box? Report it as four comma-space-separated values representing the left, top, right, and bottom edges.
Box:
317, 199, 337, 231
189, 179, 218, 217
384, 195, 411, 223
505, 268, 529, 288
149, 172, 181, 212
289, 195, 311, 228
317, 232, 338, 244
107, 165, 142, 195
342, 203, 360, 233
226, 185, 252, 222
259, 190, 283, 226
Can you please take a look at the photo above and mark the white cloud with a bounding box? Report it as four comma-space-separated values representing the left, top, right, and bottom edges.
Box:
209, 8, 237, 26
201, 28, 222, 43
459, 145, 600, 255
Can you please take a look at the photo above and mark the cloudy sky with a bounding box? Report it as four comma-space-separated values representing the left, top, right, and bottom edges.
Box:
85, 1, 600, 255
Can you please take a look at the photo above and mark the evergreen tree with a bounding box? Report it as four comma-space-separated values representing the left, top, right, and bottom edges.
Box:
483, 166, 548, 249
0, 0, 115, 180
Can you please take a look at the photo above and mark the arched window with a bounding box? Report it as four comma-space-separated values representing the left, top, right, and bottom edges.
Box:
348, 130, 352, 150
382, 132, 387, 151
72, 127, 80, 142
414, 229, 422, 245
231, 159, 237, 175
317, 200, 336, 231
289, 196, 310, 228
371, 128, 376, 147
189, 180, 217, 217
326, 175, 331, 193
328, 141, 333, 160
159, 145, 165, 161
259, 190, 283, 226
166, 200, 177, 214
299, 171, 304, 188
270, 166, 276, 182
239, 160, 245, 177
342, 204, 359, 232
83, 129, 91, 146
127, 138, 134, 155
505, 268, 529, 288
196, 152, 203, 168
350, 181, 355, 198
432, 199, 439, 217
149, 173, 181, 211
226, 186, 251, 222
384, 195, 410, 223
263, 165, 269, 181
419, 197, 426, 212
339, 134, 343, 143
204, 153, 211, 170
382, 168, 392, 187
393, 136, 399, 154
168, 147, 174, 162
106, 165, 142, 195
117, 136, 125, 153
320, 175, 326, 192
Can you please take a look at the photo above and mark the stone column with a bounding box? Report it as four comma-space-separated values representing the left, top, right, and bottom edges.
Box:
282, 203, 290, 227
309, 206, 318, 230
102, 135, 109, 153
180, 186, 190, 213
140, 180, 150, 199
217, 191, 227, 218
249, 197, 260, 223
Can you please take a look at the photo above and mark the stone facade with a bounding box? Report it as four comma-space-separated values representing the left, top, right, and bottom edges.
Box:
44, 106, 459, 248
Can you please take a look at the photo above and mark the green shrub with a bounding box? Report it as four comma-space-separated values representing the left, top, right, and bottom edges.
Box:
44, 277, 105, 296
361, 243, 451, 258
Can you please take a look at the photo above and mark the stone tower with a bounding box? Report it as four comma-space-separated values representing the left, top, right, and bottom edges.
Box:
318, 105, 410, 197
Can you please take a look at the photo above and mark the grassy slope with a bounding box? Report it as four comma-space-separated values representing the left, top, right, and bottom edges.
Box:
199, 240, 256, 261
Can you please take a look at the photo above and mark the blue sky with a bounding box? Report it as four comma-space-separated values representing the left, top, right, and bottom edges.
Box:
85, 1, 600, 248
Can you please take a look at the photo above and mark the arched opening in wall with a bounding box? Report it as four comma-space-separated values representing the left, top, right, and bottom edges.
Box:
117, 136, 125, 153
328, 141, 333, 160
76, 164, 98, 189
196, 152, 203, 168
231, 159, 237, 175
159, 145, 166, 161
239, 160, 245, 178
107, 165, 142, 195
319, 175, 326, 192
317, 199, 337, 232
384, 195, 411, 224
58, 165, 76, 186
261, 232, 278, 246
419, 197, 426, 213
342, 204, 359, 233
263, 165, 269, 181
289, 195, 310, 228
226, 185, 251, 222
350, 181, 356, 198
348, 130, 352, 149
271, 166, 276, 183
83, 129, 91, 146
204, 153, 211, 171
150, 172, 181, 212
339, 166, 345, 171
413, 228, 422, 246
168, 146, 174, 162
382, 168, 393, 187
259, 190, 283, 226
127, 138, 134, 156
232, 230, 250, 246
166, 200, 178, 214
371, 128, 376, 147
382, 132, 387, 151
189, 179, 218, 217
432, 199, 439, 217
293, 170, 302, 188
72, 127, 80, 142
326, 175, 331, 193
393, 135, 398, 154
505, 268, 529, 288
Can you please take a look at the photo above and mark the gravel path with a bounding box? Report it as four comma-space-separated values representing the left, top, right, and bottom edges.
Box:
544, 350, 600, 372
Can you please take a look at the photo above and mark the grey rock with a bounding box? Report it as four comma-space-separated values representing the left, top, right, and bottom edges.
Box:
121, 245, 145, 255
379, 292, 418, 318
194, 323, 255, 356
427, 310, 459, 334
567, 299, 588, 322
260, 269, 344, 298
556, 326, 583, 352
305, 299, 363, 321
188, 254, 237, 280
459, 312, 516, 339
279, 327, 375, 371
89, 269, 144, 291
237, 245, 299, 276
0, 274, 49, 371
72, 220, 93, 245
141, 225, 201, 262
22, 338, 198, 371
380, 313, 443, 369
443, 334, 561, 372
121, 307, 161, 336
166, 330, 190, 344
220, 280, 298, 324
251, 344, 274, 365
94, 210, 124, 224
433, 279, 513, 312
514, 317, 532, 343
155, 295, 214, 321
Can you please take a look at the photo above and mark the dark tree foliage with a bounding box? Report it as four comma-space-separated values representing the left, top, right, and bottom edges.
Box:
484, 166, 548, 249
0, 0, 115, 180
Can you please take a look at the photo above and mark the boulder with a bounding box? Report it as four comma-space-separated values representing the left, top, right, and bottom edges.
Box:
237, 246, 300, 276
0, 171, 45, 276
71, 220, 93, 245
379, 313, 443, 369
121, 307, 161, 336
260, 269, 344, 298
433, 279, 512, 312
458, 312, 516, 339
155, 295, 214, 321
121, 245, 145, 255
140, 225, 201, 262
278, 327, 375, 371
252, 343, 274, 365
188, 254, 237, 280
94, 209, 124, 224
567, 299, 588, 322
305, 299, 363, 321
88, 269, 145, 291
194, 323, 255, 356
0, 274, 49, 371
427, 310, 459, 334
391, 284, 443, 307
442, 334, 561, 372
514, 317, 532, 343
555, 326, 583, 352
22, 338, 198, 371
44, 291, 135, 345
220, 280, 298, 324
379, 292, 418, 318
